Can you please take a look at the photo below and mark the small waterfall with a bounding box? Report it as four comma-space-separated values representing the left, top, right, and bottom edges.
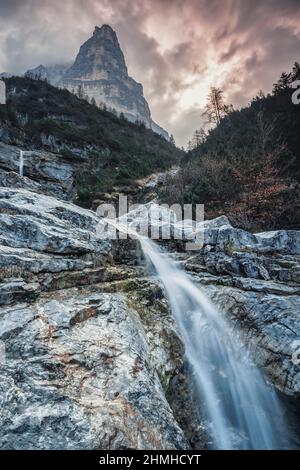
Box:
19, 150, 24, 177
140, 237, 290, 449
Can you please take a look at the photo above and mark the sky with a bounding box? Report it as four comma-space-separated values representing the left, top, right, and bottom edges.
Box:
0, 0, 300, 146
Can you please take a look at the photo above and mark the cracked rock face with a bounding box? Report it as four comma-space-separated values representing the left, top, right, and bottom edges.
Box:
182, 247, 300, 399
0, 176, 300, 449
0, 187, 110, 255
0, 184, 196, 450
0, 289, 188, 450
0, 142, 74, 201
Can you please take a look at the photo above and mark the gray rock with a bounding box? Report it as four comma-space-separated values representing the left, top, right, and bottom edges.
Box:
0, 171, 46, 194
0, 245, 92, 277
0, 188, 110, 255
0, 278, 40, 306
0, 288, 189, 450
0, 142, 74, 200
197, 251, 300, 284
202, 283, 300, 398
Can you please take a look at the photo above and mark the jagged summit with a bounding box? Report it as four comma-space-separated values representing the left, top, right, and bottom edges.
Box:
25, 25, 169, 139
65, 24, 128, 80
93, 24, 116, 38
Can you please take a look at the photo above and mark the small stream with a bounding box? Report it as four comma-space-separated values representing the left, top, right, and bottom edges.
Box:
140, 237, 290, 449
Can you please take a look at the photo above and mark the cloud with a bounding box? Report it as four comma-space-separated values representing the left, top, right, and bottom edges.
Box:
0, 0, 299, 146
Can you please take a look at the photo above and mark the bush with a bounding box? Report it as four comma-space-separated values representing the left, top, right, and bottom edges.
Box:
159, 155, 241, 206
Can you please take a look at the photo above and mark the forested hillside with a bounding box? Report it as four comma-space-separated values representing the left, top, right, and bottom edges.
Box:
0, 76, 181, 206
160, 63, 300, 231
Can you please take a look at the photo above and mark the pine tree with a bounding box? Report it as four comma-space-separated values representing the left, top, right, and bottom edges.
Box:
187, 140, 193, 151
77, 84, 84, 99
292, 62, 300, 81
273, 72, 292, 95
169, 134, 176, 146
91, 97, 97, 106
192, 129, 206, 148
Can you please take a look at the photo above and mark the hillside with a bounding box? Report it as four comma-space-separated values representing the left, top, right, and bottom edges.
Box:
26, 25, 169, 139
160, 67, 300, 231
0, 76, 181, 206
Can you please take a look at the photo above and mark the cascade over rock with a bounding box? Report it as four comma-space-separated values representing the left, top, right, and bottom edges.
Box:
0, 143, 300, 449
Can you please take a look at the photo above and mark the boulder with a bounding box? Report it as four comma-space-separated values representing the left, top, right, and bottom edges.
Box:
0, 188, 110, 255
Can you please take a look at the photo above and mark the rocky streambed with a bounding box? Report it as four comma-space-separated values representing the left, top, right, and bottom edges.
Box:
0, 146, 299, 449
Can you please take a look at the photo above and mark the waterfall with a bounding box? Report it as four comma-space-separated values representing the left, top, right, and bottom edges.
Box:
139, 237, 289, 450
19, 150, 24, 177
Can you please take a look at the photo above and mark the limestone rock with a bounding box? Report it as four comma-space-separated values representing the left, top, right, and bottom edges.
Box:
202, 282, 300, 398
0, 188, 110, 255
0, 289, 189, 449
26, 25, 169, 140
0, 142, 74, 200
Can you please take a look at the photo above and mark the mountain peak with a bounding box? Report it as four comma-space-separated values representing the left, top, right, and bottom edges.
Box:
25, 25, 169, 140
93, 24, 117, 43
94, 24, 114, 34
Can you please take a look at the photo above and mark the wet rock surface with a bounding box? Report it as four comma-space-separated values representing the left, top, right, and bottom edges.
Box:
0, 178, 299, 449
0, 142, 74, 201
0, 288, 188, 449
0, 186, 195, 449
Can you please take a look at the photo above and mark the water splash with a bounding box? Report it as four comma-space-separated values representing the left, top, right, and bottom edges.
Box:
140, 237, 289, 449
19, 150, 24, 177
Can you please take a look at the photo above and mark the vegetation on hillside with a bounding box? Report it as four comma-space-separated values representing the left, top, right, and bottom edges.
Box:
0, 76, 181, 206
160, 63, 300, 231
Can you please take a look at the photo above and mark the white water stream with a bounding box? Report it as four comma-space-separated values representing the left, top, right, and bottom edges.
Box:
139, 237, 289, 449
19, 150, 24, 177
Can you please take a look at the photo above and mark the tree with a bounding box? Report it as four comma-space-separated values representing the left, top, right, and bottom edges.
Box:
187, 140, 193, 151
202, 87, 230, 125
252, 90, 266, 103
98, 101, 107, 111
169, 134, 176, 146
77, 84, 85, 100
292, 62, 300, 81
272, 72, 292, 95
90, 97, 97, 106
192, 129, 206, 148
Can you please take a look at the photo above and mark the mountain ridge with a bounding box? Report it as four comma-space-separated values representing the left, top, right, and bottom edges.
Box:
24, 25, 169, 140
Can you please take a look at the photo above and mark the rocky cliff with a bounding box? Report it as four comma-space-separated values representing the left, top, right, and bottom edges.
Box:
0, 145, 201, 449
26, 25, 169, 140
0, 143, 300, 449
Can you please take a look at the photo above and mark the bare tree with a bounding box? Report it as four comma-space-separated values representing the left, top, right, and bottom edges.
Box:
255, 111, 276, 157
202, 87, 230, 125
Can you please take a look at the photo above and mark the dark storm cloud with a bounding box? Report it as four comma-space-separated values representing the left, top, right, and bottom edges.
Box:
0, 0, 24, 17
0, 0, 299, 145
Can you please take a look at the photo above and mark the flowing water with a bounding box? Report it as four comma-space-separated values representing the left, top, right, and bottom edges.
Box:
19, 150, 24, 177
139, 237, 289, 449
